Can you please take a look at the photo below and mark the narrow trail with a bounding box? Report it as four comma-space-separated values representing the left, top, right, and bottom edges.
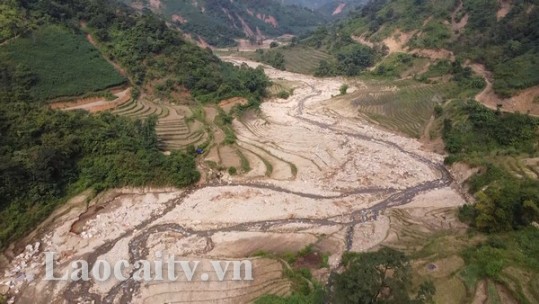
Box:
60, 59, 455, 303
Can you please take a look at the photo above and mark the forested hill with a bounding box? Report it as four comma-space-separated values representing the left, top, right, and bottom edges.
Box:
305, 0, 539, 97
124, 0, 327, 47
0, 0, 269, 249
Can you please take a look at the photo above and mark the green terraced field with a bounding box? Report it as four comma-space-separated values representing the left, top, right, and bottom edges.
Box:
342, 82, 456, 138
278, 46, 332, 75
111, 99, 208, 151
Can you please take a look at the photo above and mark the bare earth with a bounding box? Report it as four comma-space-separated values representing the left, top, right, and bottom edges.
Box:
1, 59, 466, 304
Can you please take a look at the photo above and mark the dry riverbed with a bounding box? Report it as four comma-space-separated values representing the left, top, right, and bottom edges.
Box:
0, 59, 467, 304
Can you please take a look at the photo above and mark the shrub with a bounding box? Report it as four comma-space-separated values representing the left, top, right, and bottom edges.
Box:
339, 84, 349, 95
277, 90, 290, 99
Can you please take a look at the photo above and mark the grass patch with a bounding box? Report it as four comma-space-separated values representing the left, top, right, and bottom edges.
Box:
236, 149, 251, 173
241, 45, 331, 75
373, 53, 430, 79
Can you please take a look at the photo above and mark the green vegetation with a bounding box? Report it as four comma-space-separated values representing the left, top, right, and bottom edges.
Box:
443, 101, 537, 160
215, 110, 237, 144
493, 52, 539, 97
306, 28, 383, 76
373, 53, 428, 78
339, 84, 349, 95
402, 227, 539, 304
0, 24, 126, 100
327, 0, 539, 96
256, 290, 325, 304
99, 15, 269, 103
245, 45, 332, 75
254, 245, 328, 304
408, 19, 451, 49
254, 49, 286, 70
440, 100, 539, 232
277, 90, 290, 99
0, 1, 24, 42
1, 0, 269, 104
0, 105, 199, 249
333, 248, 436, 303
339, 79, 468, 138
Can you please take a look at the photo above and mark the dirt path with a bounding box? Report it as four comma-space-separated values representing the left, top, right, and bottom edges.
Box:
469, 63, 539, 116
2, 59, 463, 304
451, 0, 468, 34
50, 87, 132, 112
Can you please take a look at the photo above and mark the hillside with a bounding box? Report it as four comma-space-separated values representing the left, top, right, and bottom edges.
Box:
124, 0, 326, 47
330, 0, 539, 96
0, 0, 268, 250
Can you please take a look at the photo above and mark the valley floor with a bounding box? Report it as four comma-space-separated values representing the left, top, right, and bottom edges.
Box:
0, 59, 468, 304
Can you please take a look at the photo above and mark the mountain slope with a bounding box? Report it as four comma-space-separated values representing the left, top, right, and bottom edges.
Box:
294, 0, 538, 109
125, 0, 326, 47
0, 0, 269, 250
284, 0, 367, 18
336, 0, 539, 97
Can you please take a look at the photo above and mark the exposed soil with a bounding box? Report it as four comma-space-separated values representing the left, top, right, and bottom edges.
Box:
497, 0, 512, 20
451, 0, 469, 34
383, 30, 416, 54
411, 48, 456, 61
351, 34, 374, 48
332, 3, 347, 16
219, 97, 249, 113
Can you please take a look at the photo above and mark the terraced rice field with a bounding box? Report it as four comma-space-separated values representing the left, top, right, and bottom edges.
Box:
230, 46, 332, 75
329, 81, 453, 138
111, 99, 208, 151
278, 46, 332, 75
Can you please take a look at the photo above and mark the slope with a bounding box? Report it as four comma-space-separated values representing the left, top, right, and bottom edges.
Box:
125, 0, 326, 47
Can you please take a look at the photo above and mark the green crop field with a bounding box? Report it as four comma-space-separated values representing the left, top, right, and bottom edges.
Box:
233, 45, 332, 75
338, 81, 456, 138
279, 45, 332, 74
0, 25, 125, 101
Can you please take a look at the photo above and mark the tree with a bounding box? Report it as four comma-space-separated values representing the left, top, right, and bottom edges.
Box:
314, 60, 333, 77
332, 247, 435, 304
